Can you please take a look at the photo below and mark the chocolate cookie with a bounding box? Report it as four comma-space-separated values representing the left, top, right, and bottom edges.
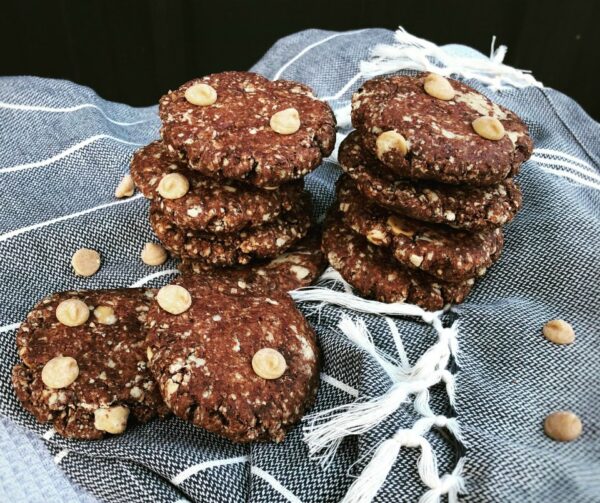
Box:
322, 212, 474, 310
149, 194, 312, 265
339, 131, 522, 230
12, 289, 169, 439
159, 71, 336, 188
179, 230, 326, 293
130, 140, 304, 233
146, 276, 320, 442
351, 73, 533, 186
337, 176, 503, 281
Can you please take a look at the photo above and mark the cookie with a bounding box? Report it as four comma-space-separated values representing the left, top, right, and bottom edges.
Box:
159, 71, 336, 188
339, 131, 522, 230
322, 212, 474, 310
12, 289, 169, 439
337, 176, 503, 281
130, 140, 304, 233
179, 230, 326, 293
146, 276, 320, 442
351, 73, 533, 186
149, 194, 312, 265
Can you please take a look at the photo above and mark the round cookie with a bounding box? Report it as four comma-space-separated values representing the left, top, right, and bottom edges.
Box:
159, 71, 336, 188
146, 276, 320, 442
179, 230, 326, 293
149, 194, 312, 265
339, 131, 522, 230
130, 140, 304, 233
322, 212, 474, 311
12, 289, 169, 439
336, 176, 503, 281
351, 73, 533, 186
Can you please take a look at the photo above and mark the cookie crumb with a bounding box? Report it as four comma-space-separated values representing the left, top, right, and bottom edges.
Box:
94, 406, 130, 434
544, 410, 582, 441
71, 248, 101, 277
56, 299, 90, 327
94, 306, 117, 325
252, 348, 287, 379
41, 356, 79, 389
115, 174, 135, 198
543, 319, 575, 345
141, 243, 168, 266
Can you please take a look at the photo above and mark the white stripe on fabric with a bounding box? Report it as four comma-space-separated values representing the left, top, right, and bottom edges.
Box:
0, 322, 19, 333
251, 466, 303, 503
0, 134, 146, 174
171, 456, 249, 486
0, 101, 154, 126
321, 372, 359, 397
272, 29, 367, 80
531, 156, 600, 182
53, 449, 69, 464
540, 167, 600, 191
321, 71, 364, 102
129, 269, 180, 288
533, 148, 597, 171
0, 194, 143, 243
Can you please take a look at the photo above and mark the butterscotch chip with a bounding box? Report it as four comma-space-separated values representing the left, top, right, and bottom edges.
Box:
55, 299, 90, 327
270, 107, 301, 135
376, 130, 408, 160
472, 116, 505, 140
71, 248, 101, 277
184, 83, 217, 106
252, 348, 287, 379
387, 215, 414, 238
41, 356, 79, 389
94, 406, 130, 434
543, 319, 575, 344
94, 306, 117, 325
544, 411, 582, 441
114, 174, 135, 198
158, 173, 189, 200
141, 243, 168, 266
423, 73, 455, 100
156, 285, 192, 315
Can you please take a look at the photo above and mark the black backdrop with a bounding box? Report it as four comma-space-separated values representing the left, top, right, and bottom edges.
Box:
1, 0, 599, 119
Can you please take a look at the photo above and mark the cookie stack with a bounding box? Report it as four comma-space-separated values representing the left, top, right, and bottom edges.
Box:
131, 71, 337, 272
324, 73, 533, 311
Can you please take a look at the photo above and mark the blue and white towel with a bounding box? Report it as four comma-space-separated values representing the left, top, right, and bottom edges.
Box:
0, 28, 599, 503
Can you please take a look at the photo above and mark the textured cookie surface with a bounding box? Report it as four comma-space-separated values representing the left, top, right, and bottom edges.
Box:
150, 194, 312, 265
131, 140, 304, 233
146, 276, 320, 442
322, 213, 474, 310
159, 71, 336, 187
179, 230, 326, 293
337, 176, 503, 281
352, 73, 533, 186
12, 289, 168, 439
339, 131, 522, 230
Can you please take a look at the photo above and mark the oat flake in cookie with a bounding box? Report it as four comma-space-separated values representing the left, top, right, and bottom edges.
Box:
146, 276, 320, 443
339, 131, 522, 230
131, 140, 304, 233
12, 289, 169, 439
150, 194, 312, 265
337, 176, 503, 282
159, 71, 336, 188
322, 213, 474, 310
351, 73, 533, 186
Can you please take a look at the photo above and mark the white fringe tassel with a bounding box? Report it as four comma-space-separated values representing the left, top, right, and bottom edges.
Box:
294, 279, 466, 502
361, 26, 542, 91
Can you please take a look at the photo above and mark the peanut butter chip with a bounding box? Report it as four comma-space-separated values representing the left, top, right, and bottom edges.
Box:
141, 242, 168, 266
376, 130, 408, 160
423, 73, 455, 100
252, 348, 287, 379
41, 356, 79, 389
115, 174, 135, 198
71, 248, 101, 277
270, 108, 301, 135
543, 319, 575, 345
56, 299, 90, 327
94, 406, 130, 434
387, 215, 415, 238
544, 411, 582, 442
184, 83, 217, 106
472, 116, 505, 140
94, 306, 117, 325
156, 285, 192, 315
157, 173, 189, 199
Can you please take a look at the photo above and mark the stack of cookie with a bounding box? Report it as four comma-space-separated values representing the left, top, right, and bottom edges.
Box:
324, 73, 533, 311
131, 71, 336, 272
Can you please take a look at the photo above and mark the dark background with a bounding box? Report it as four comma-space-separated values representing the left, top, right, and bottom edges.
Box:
2, 0, 599, 119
